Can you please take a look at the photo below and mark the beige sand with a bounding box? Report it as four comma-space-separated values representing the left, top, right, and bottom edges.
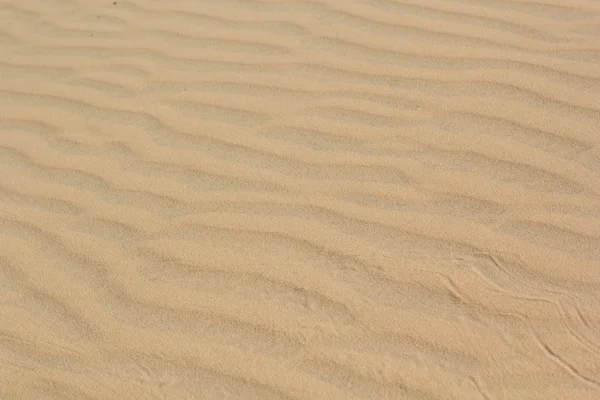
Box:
1, 0, 600, 398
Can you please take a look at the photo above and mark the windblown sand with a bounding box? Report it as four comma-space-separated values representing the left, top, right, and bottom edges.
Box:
1, 0, 600, 399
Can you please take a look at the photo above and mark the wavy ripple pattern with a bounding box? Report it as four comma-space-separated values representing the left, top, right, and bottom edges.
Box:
1, 0, 600, 399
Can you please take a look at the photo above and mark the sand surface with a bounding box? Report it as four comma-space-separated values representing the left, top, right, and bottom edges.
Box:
1, 0, 600, 399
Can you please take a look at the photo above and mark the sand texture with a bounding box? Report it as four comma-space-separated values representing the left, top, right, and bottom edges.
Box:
1, 0, 600, 399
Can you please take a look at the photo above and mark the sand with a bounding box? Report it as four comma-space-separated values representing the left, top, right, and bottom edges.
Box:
1, 0, 600, 398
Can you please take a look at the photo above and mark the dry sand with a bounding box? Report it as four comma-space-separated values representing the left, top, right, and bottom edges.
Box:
1, 0, 600, 398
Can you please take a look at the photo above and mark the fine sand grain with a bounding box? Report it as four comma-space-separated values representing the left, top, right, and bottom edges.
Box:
1, 0, 600, 399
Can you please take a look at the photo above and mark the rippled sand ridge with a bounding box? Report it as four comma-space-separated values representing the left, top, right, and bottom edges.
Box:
1, 0, 600, 399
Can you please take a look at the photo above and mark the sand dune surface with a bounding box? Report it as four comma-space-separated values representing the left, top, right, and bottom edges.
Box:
1, 0, 600, 399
